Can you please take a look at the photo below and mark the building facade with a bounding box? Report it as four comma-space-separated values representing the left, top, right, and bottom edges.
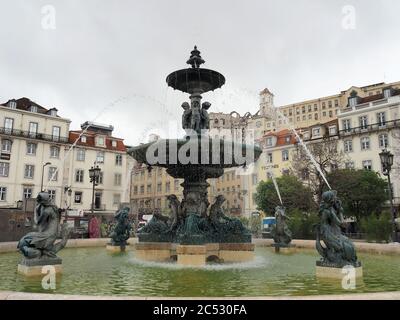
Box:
0, 98, 71, 208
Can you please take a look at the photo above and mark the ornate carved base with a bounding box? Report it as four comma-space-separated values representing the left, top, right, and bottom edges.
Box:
315, 264, 363, 279
134, 242, 255, 265
18, 257, 62, 276
106, 245, 127, 253
271, 243, 296, 254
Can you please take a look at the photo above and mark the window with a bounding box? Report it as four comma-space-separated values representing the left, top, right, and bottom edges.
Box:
349, 96, 358, 107
312, 127, 321, 137
174, 180, 179, 190
75, 169, 84, 183
23, 188, 33, 199
147, 184, 152, 193
361, 137, 370, 150
4, 118, 14, 134
344, 140, 353, 153
362, 160, 372, 171
302, 106, 306, 114
359, 116, 368, 129
377, 112, 386, 126
314, 104, 318, 111
112, 140, 117, 147
30, 105, 38, 113
252, 174, 258, 186
8, 101, 16, 109
345, 161, 355, 169
115, 154, 122, 166
140, 185, 144, 194
48, 167, 58, 181
48, 190, 56, 203
322, 102, 326, 109
383, 88, 391, 98
343, 119, 351, 132
24, 165, 34, 179
329, 111, 333, 118
322, 111, 326, 117
166, 182, 170, 193
328, 101, 332, 108
98, 172, 103, 184
52, 126, 61, 141
0, 162, 9, 177
113, 194, 121, 206
76, 148, 85, 161
50, 109, 57, 116
28, 122, 38, 137
266, 137, 273, 146
26, 143, 37, 155
157, 183, 162, 192
1, 139, 12, 153
96, 136, 105, 146
334, 99, 339, 107
50, 146, 60, 158
81, 136, 87, 143
329, 126, 336, 135
0, 187, 6, 201
96, 151, 105, 163
308, 105, 312, 112
266, 153, 273, 163
282, 150, 289, 161
314, 113, 318, 120
379, 134, 389, 148
133, 186, 138, 195
113, 173, 122, 186
74, 191, 82, 204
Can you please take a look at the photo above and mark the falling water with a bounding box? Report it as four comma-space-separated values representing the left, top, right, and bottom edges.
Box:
268, 171, 283, 205
273, 108, 332, 190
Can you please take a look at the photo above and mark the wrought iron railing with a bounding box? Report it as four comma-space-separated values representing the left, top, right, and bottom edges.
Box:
0, 127, 69, 143
338, 119, 400, 136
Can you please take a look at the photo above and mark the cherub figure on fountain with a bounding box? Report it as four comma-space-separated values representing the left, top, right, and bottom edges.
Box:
315, 190, 360, 268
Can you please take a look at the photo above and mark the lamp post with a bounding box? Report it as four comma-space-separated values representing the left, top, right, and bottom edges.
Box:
41, 162, 51, 192
379, 148, 397, 243
89, 165, 101, 216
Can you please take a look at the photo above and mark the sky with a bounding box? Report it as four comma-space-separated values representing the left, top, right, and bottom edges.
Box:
1, 0, 400, 145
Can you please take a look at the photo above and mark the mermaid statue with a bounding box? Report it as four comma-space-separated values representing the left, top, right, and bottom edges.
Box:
17, 192, 70, 265
315, 190, 360, 267
109, 207, 132, 247
271, 206, 292, 246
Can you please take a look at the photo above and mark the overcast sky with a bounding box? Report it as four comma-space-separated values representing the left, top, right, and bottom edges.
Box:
1, 0, 399, 145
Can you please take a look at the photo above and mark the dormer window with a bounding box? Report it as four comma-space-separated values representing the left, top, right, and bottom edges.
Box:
96, 136, 105, 147
81, 136, 87, 143
8, 101, 17, 109
49, 109, 57, 116
266, 137, 273, 146
312, 127, 321, 137
30, 105, 38, 113
285, 136, 291, 143
303, 131, 310, 140
383, 88, 392, 99
329, 126, 337, 135
348, 91, 359, 107
111, 140, 117, 147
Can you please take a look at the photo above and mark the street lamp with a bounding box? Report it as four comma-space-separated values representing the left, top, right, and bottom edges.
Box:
379, 148, 397, 242
89, 165, 101, 215
41, 162, 51, 191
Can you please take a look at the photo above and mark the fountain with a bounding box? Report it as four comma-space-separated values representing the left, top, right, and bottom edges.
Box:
128, 47, 262, 265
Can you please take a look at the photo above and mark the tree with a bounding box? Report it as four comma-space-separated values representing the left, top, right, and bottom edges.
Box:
327, 169, 388, 219
254, 175, 315, 215
292, 136, 346, 202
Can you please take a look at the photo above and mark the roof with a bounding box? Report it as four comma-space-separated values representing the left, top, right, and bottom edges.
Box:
0, 97, 59, 116
69, 130, 126, 152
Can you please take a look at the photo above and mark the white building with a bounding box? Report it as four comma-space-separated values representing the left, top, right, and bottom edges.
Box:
64, 121, 134, 217
337, 87, 400, 204
0, 98, 71, 208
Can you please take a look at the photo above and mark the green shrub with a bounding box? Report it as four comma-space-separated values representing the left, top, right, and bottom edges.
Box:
287, 209, 319, 240
360, 212, 392, 243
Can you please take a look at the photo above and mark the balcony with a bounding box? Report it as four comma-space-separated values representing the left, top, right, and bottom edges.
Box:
0, 127, 69, 144
338, 119, 400, 137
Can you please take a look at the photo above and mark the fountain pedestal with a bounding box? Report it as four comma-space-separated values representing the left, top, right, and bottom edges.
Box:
106, 245, 127, 253
17, 257, 62, 276
315, 262, 363, 279
271, 243, 297, 254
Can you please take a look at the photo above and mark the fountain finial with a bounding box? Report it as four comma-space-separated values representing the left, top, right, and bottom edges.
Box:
187, 45, 205, 68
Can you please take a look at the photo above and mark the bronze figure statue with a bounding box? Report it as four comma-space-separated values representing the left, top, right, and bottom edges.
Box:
315, 190, 360, 267
18, 192, 70, 262
271, 206, 292, 246
109, 207, 132, 247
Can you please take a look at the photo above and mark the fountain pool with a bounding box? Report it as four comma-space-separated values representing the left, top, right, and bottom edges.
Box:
0, 247, 399, 297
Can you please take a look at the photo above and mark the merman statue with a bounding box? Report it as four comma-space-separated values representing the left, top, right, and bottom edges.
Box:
109, 207, 132, 247
18, 192, 70, 263
271, 206, 292, 246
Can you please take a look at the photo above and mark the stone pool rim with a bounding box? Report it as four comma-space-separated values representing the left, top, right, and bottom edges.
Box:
1, 238, 399, 300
